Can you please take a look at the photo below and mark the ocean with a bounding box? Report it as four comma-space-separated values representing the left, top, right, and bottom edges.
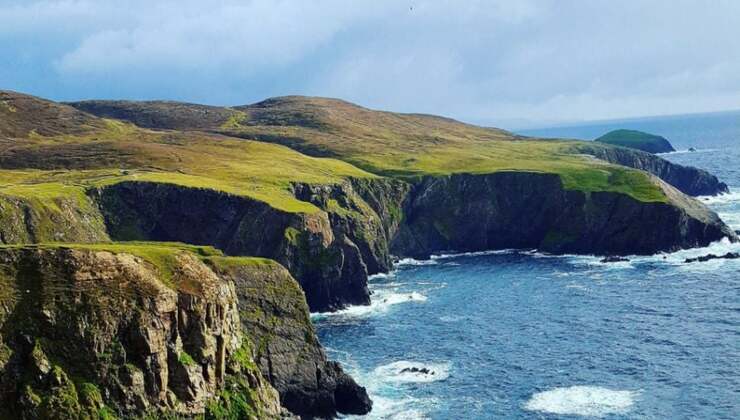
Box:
313, 111, 740, 419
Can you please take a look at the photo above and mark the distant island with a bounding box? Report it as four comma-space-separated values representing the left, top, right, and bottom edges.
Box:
595, 129, 676, 154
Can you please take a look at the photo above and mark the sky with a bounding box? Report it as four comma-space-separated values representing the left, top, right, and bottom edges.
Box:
2, 0, 740, 129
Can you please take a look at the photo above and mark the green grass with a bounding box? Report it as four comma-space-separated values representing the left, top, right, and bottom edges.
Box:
1, 93, 669, 206
205, 256, 278, 270
0, 241, 283, 291
220, 97, 668, 203
0, 124, 375, 213
178, 351, 196, 366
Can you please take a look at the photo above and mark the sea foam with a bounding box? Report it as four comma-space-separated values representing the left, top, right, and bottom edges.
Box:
524, 386, 638, 417
430, 249, 519, 260
311, 287, 426, 319
395, 257, 438, 266
373, 361, 451, 384
696, 188, 740, 205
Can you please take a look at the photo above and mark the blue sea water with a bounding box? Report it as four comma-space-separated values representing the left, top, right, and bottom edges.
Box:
314, 113, 740, 419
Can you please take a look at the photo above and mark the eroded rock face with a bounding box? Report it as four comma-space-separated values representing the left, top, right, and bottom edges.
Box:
0, 248, 283, 419
90, 171, 735, 313
211, 260, 371, 417
573, 144, 729, 196
392, 172, 736, 257
94, 181, 382, 312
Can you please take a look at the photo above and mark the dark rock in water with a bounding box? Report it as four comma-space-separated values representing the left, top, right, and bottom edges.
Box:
689, 147, 697, 152
600, 256, 630, 263
400, 367, 435, 375
684, 252, 740, 263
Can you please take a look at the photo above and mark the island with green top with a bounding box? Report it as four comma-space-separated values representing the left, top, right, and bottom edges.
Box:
595, 129, 676, 153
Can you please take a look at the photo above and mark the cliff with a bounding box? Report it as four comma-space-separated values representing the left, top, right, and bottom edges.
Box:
573, 143, 729, 196
1, 90, 737, 418
1, 91, 736, 311
0, 244, 370, 418
595, 129, 676, 153
208, 258, 371, 417
392, 172, 734, 257
92, 181, 376, 313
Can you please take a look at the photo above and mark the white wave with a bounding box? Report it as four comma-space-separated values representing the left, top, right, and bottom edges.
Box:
340, 362, 444, 419
373, 361, 451, 384
439, 315, 464, 322
657, 148, 718, 155
430, 248, 520, 260
632, 237, 740, 266
531, 236, 740, 270
524, 386, 638, 417
395, 257, 438, 266
312, 288, 427, 319
718, 212, 740, 229
369, 271, 397, 281
696, 188, 740, 205
355, 396, 429, 420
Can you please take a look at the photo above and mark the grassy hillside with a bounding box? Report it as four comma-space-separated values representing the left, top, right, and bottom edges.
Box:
69, 95, 669, 203
2, 91, 669, 207
1, 92, 376, 213
1, 90, 107, 137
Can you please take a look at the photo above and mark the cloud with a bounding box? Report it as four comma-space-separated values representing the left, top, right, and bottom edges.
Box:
2, 0, 740, 126
54, 1, 362, 74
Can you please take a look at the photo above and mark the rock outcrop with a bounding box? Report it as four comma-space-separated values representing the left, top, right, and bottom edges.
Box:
684, 252, 740, 263
573, 143, 729, 196
0, 246, 282, 418
0, 245, 370, 418
209, 258, 371, 417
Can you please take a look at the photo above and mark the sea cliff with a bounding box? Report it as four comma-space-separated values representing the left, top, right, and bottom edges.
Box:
0, 244, 370, 418
1, 90, 737, 418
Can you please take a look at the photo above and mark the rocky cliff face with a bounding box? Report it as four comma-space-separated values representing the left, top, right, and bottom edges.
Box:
0, 246, 283, 419
1, 171, 734, 315
0, 246, 370, 418
392, 172, 735, 257
209, 258, 371, 417
292, 178, 411, 276
573, 144, 728, 196
93, 181, 372, 313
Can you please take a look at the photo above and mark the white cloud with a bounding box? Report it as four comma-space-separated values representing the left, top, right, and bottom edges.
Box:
2, 0, 740, 125
53, 0, 364, 73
